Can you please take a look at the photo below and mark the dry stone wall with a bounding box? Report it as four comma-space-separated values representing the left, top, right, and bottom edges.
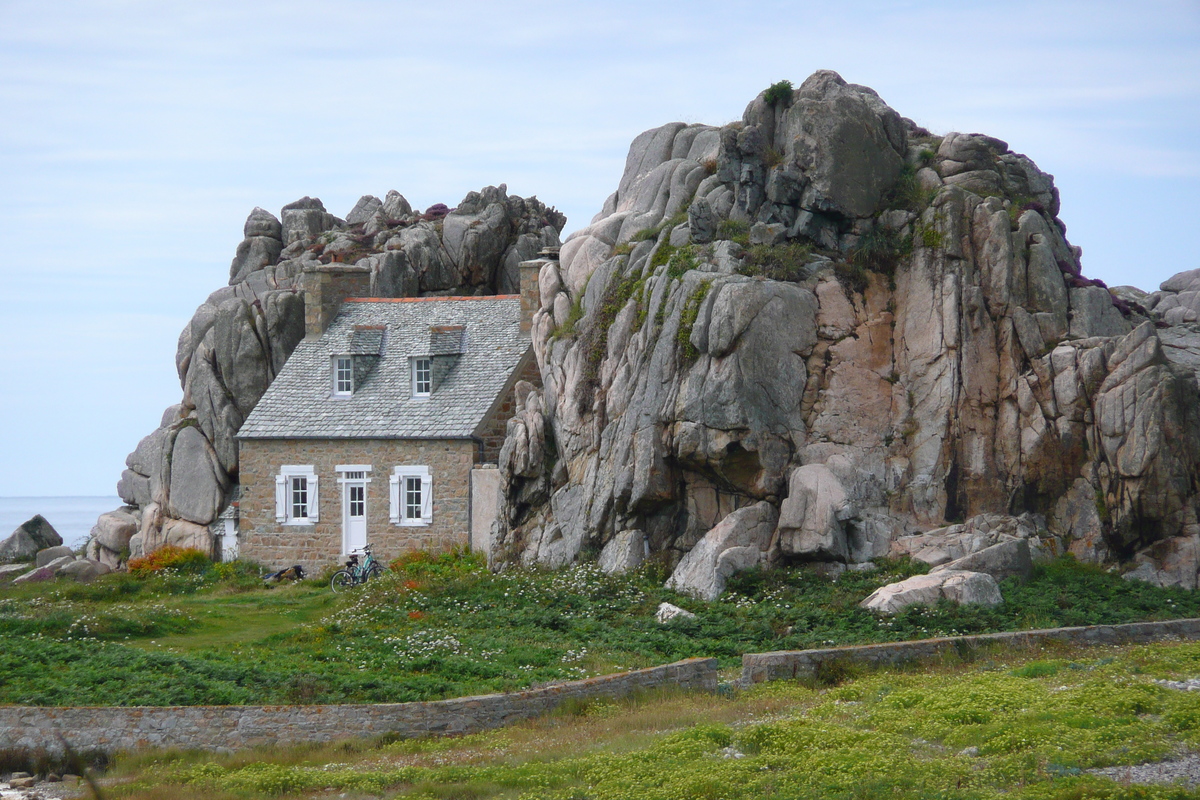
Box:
741, 618, 1200, 685
0, 658, 717, 757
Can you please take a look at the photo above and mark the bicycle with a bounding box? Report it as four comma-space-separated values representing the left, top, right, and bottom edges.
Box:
330, 543, 384, 592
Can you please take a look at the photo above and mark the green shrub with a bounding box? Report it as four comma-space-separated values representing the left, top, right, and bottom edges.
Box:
916, 223, 944, 250
676, 279, 713, 361
739, 242, 811, 282
715, 218, 750, 246
650, 242, 677, 270
886, 163, 936, 212
763, 79, 793, 106
833, 261, 869, 296
848, 225, 909, 277
127, 546, 212, 575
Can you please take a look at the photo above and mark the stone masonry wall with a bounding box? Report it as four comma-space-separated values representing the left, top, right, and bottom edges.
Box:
740, 618, 1200, 685
238, 437, 475, 571
477, 357, 543, 465
0, 658, 718, 757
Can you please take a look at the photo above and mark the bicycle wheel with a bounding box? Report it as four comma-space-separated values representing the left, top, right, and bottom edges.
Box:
330, 569, 355, 593
365, 563, 383, 582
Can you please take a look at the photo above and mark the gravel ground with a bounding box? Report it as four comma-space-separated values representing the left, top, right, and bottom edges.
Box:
0, 780, 86, 800
1089, 753, 1200, 789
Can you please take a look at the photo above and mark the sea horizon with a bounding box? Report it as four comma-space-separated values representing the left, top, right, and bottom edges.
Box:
0, 495, 122, 551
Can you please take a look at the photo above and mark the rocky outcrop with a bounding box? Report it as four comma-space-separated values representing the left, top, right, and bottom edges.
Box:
101, 186, 564, 564
0, 516, 63, 563
494, 69, 1200, 600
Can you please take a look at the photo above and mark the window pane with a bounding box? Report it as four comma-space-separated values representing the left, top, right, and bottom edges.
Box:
414, 358, 431, 395
291, 476, 308, 519
336, 357, 353, 394
349, 484, 364, 517
405, 476, 422, 519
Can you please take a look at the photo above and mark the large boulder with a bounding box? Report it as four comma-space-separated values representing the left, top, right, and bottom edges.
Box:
88, 509, 138, 568
12, 556, 75, 584
280, 197, 340, 246
780, 70, 905, 218
598, 529, 647, 575
932, 538, 1033, 582
666, 502, 778, 601
776, 464, 855, 561
860, 570, 1002, 614
167, 426, 229, 526
56, 558, 112, 584
162, 518, 215, 555
0, 515, 63, 562
1122, 535, 1200, 591
0, 563, 29, 583
36, 545, 75, 567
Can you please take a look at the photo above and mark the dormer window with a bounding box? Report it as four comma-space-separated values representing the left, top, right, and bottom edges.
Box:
412, 357, 432, 397
333, 356, 354, 395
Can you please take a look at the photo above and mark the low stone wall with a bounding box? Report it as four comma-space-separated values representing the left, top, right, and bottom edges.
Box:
1, 658, 717, 757
741, 618, 1200, 685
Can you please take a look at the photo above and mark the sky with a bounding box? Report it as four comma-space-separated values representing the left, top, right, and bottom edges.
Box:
0, 0, 1197, 498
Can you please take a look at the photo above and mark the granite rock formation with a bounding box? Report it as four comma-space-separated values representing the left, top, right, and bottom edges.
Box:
494, 70, 1200, 602
0, 516, 63, 563
96, 187, 563, 566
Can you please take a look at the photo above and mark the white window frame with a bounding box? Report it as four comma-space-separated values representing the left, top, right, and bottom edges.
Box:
333, 355, 354, 396
411, 356, 432, 397
275, 465, 318, 525
389, 465, 432, 526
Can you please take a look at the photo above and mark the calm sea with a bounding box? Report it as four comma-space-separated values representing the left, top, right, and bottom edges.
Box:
0, 496, 122, 551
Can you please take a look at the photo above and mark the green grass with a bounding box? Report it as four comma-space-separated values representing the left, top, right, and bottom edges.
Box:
1, 554, 1199, 708
102, 640, 1200, 799
739, 242, 812, 281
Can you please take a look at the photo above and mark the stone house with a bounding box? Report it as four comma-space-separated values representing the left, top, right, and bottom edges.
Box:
233, 261, 542, 571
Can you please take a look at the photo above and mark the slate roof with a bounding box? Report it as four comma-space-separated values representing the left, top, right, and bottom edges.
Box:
238, 296, 529, 440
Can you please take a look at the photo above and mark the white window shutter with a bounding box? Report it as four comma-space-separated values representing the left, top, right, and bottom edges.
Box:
275, 474, 287, 522
420, 472, 433, 523
389, 472, 400, 524
308, 474, 320, 522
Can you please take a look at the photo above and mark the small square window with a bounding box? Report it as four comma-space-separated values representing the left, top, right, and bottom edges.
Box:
412, 357, 432, 396
334, 356, 353, 395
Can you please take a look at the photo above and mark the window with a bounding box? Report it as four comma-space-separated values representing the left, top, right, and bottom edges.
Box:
405, 475, 422, 519
389, 465, 432, 526
275, 466, 318, 524
333, 356, 353, 395
412, 357, 432, 397
290, 475, 309, 518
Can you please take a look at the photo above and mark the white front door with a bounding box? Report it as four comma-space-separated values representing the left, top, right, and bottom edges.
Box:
343, 475, 367, 554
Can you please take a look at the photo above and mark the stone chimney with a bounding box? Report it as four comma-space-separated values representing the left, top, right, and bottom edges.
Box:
518, 247, 558, 334
300, 264, 372, 339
